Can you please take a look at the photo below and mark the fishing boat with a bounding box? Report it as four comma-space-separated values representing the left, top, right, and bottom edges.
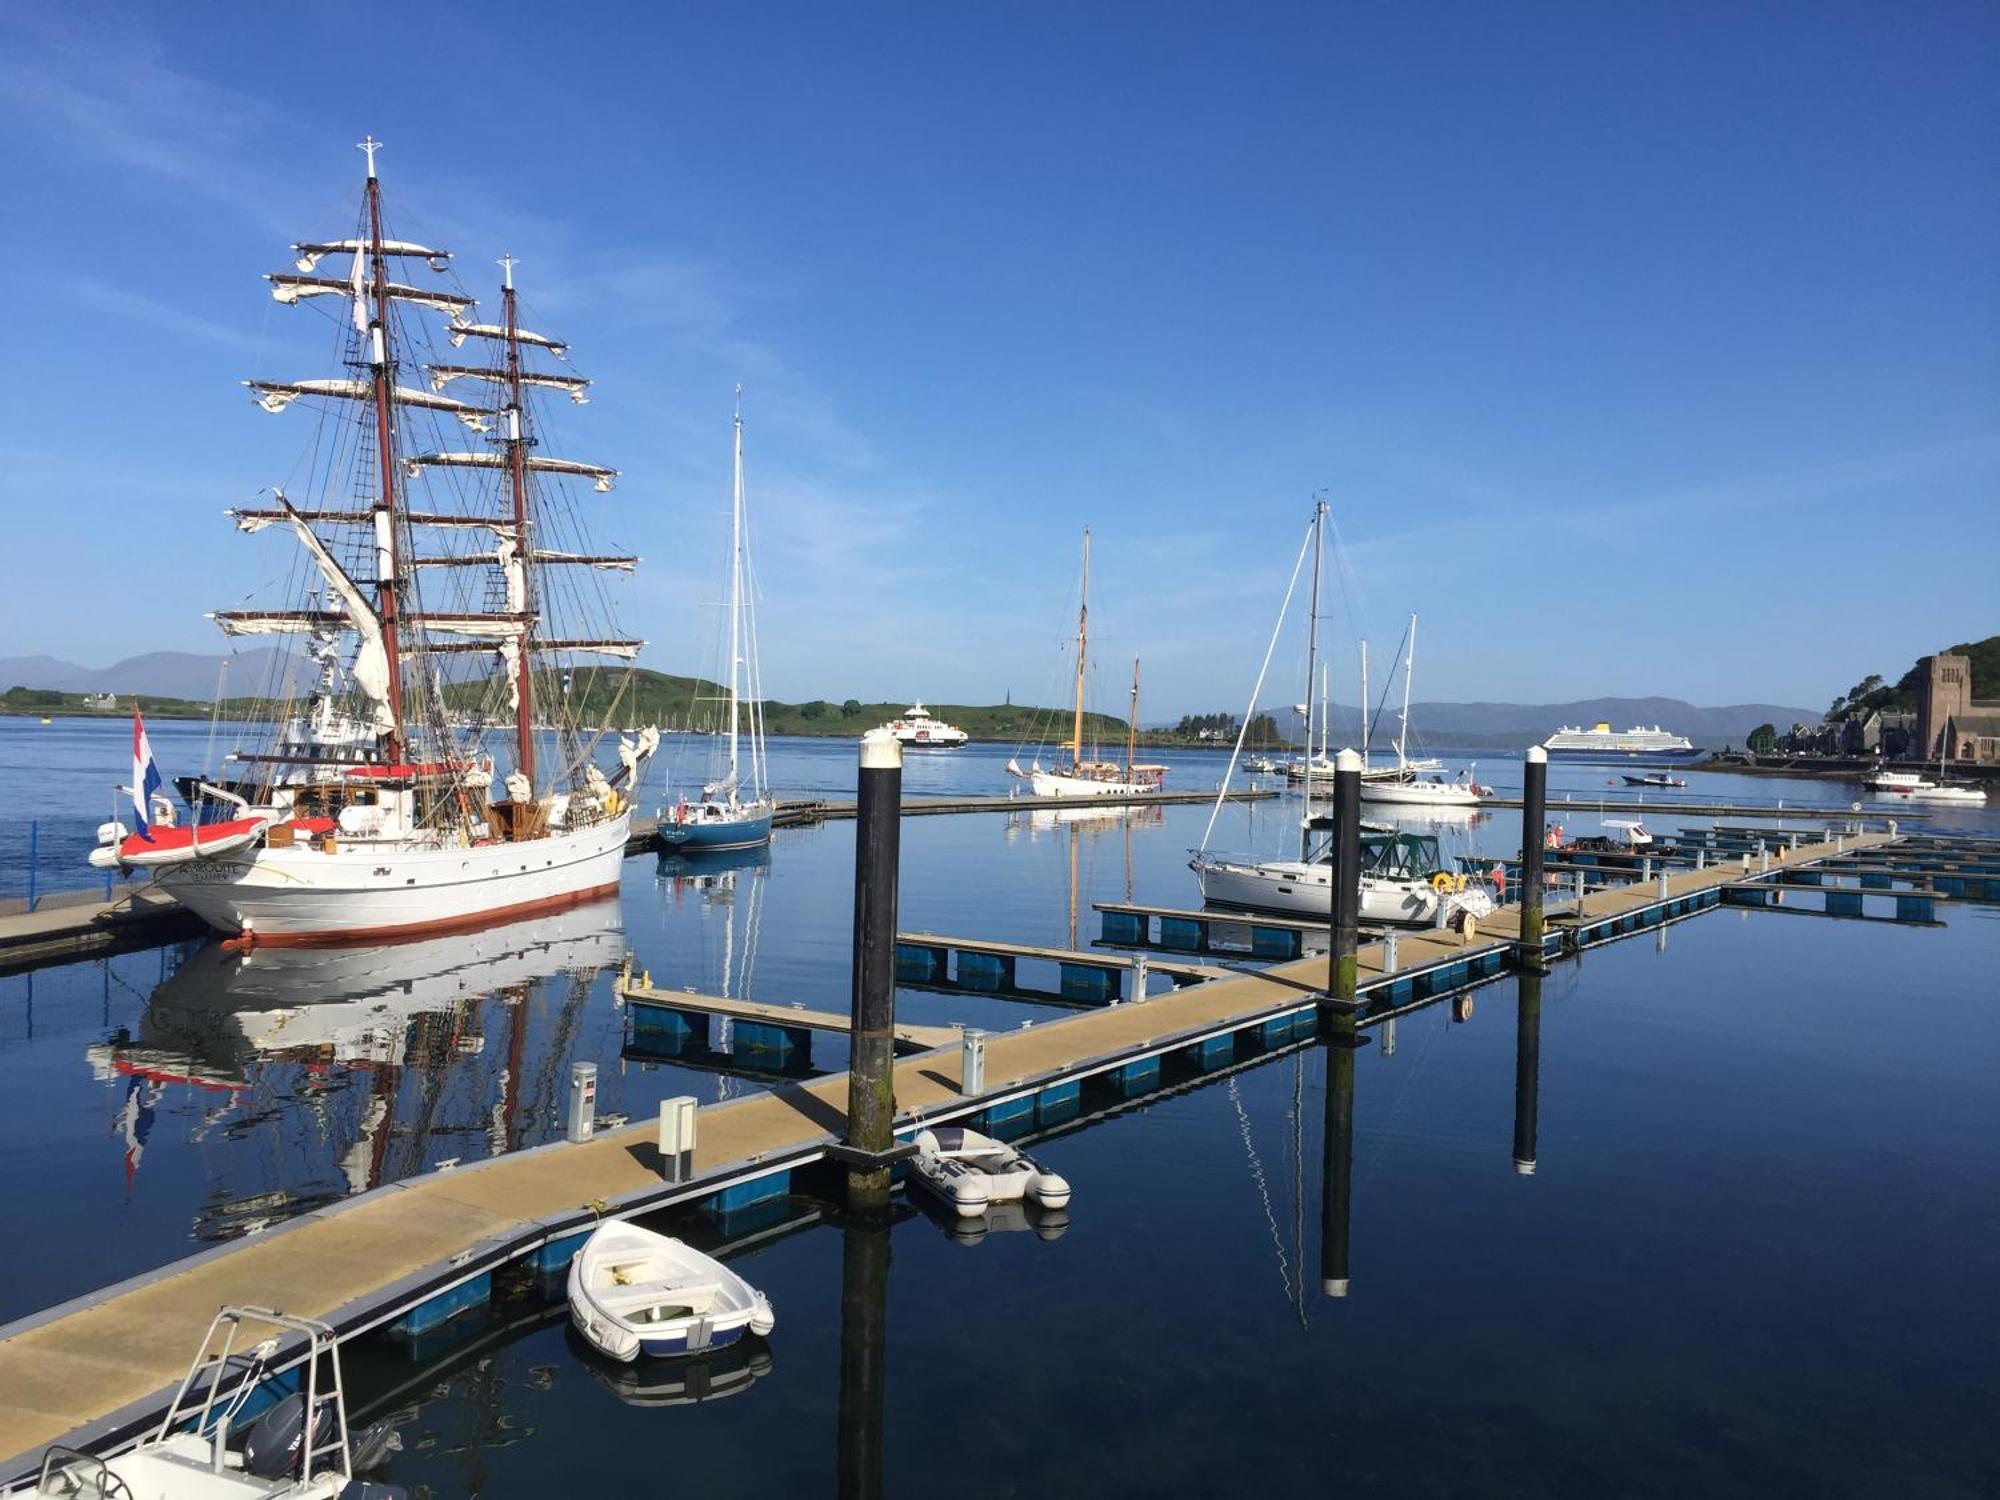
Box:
1007, 529, 1167, 797
87, 139, 658, 945
28, 1305, 401, 1499
877, 702, 969, 748
660, 392, 775, 854
567, 1221, 775, 1362
907, 1126, 1072, 1218
1622, 773, 1687, 789
1546, 818, 1655, 868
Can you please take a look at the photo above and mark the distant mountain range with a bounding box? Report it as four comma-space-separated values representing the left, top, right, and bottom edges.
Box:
0, 650, 298, 700
2, 653, 1815, 746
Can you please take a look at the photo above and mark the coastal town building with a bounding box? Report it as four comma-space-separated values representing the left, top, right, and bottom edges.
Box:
1916, 652, 2000, 765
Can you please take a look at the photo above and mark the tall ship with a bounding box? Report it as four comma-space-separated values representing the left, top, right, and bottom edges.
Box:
1540, 722, 1703, 764
878, 702, 970, 748
91, 138, 658, 944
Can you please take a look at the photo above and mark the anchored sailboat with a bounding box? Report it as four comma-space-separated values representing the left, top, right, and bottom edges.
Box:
660, 391, 776, 853
90, 138, 659, 944
1007, 529, 1167, 798
1357, 614, 1485, 807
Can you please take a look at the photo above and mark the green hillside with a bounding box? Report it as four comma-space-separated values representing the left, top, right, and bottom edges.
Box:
1826, 634, 2000, 721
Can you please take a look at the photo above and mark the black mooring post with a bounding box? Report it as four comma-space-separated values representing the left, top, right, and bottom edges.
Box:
1520, 744, 1548, 967
836, 1216, 891, 1500
1513, 966, 1542, 1177
1329, 747, 1362, 1005
1320, 1010, 1358, 1297
846, 729, 902, 1211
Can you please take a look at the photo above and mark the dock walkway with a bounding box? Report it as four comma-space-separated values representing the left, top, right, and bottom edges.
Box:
0, 830, 1896, 1482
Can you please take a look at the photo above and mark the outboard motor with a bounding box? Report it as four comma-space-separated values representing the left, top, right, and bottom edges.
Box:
242, 1392, 332, 1479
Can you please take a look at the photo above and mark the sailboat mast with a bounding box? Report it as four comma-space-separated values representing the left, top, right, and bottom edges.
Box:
1128, 657, 1140, 776
1071, 528, 1090, 768
1359, 641, 1370, 767
360, 137, 407, 763
500, 254, 536, 787
1301, 501, 1324, 859
1397, 612, 1416, 768
727, 389, 744, 789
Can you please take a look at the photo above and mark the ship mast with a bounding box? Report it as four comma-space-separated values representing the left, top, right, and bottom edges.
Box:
500, 252, 537, 787
1397, 612, 1417, 770
728, 387, 745, 793
361, 136, 408, 763
1127, 657, 1140, 777
1302, 499, 1325, 857
1071, 528, 1090, 770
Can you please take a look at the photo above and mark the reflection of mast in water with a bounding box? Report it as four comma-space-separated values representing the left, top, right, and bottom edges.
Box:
837, 1217, 892, 1500
1320, 1011, 1358, 1298
1513, 968, 1542, 1176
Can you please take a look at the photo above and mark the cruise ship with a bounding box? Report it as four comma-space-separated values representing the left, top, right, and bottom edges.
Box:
1541, 722, 1703, 764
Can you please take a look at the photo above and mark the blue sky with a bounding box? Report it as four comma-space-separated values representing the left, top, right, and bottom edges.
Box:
1, 1, 1994, 718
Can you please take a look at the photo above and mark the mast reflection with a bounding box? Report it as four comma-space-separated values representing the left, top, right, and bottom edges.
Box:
1513, 967, 1542, 1176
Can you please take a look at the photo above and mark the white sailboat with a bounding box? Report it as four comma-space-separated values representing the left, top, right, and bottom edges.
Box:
1007, 529, 1167, 797
89, 139, 658, 945
1189, 501, 1494, 928
661, 390, 776, 852
1358, 614, 1484, 807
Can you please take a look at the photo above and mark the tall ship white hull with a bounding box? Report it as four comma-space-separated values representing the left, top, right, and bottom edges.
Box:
154, 813, 631, 944
90, 141, 660, 942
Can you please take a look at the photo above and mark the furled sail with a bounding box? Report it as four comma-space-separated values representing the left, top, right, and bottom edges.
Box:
411, 614, 532, 640
427, 638, 643, 658
292, 239, 449, 273
267, 274, 473, 318
247, 379, 491, 434
427, 364, 591, 404
407, 548, 636, 571
213, 610, 349, 634
403, 451, 617, 492
230, 507, 519, 535
448, 321, 568, 357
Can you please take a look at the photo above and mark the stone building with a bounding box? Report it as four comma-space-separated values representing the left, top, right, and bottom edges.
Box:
1916, 652, 2000, 764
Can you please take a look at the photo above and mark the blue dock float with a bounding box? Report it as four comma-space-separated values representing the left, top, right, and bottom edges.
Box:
1111, 1054, 1162, 1095
390, 1271, 492, 1338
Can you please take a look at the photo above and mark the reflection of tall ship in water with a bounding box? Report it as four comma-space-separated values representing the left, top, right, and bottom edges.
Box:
91, 138, 658, 943
90, 902, 625, 1239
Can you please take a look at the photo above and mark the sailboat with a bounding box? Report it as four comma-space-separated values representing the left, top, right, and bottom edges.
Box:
88, 138, 659, 945
660, 392, 776, 852
1357, 614, 1484, 807
1189, 501, 1495, 928
1007, 529, 1167, 797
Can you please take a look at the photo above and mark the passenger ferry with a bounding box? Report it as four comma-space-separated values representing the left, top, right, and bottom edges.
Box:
879, 702, 970, 748
1541, 721, 1702, 764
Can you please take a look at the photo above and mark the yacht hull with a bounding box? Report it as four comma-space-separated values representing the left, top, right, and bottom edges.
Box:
657, 810, 774, 853
154, 813, 632, 945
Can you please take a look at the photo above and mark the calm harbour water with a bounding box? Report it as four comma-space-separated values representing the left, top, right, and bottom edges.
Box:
1, 717, 1995, 1496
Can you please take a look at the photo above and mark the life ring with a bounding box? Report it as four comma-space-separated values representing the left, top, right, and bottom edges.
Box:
1454, 873, 1470, 892
1430, 872, 1455, 893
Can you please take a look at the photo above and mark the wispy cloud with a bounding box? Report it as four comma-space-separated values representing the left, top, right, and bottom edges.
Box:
58, 275, 264, 352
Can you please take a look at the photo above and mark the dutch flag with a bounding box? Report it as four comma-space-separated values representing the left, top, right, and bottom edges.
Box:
132, 711, 164, 840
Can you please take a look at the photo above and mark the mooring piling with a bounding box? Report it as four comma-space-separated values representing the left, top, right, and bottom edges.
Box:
844, 729, 903, 1211
1519, 745, 1547, 965
1329, 748, 1362, 1006
1513, 968, 1542, 1176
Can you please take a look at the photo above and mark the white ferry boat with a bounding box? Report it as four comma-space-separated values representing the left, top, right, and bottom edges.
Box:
1541, 721, 1702, 764
879, 702, 969, 748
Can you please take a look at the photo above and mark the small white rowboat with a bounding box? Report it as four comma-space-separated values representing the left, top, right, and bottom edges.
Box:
909, 1126, 1072, 1218
567, 1222, 775, 1363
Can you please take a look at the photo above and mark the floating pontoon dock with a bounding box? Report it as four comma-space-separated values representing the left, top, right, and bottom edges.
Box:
0, 827, 1904, 1483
